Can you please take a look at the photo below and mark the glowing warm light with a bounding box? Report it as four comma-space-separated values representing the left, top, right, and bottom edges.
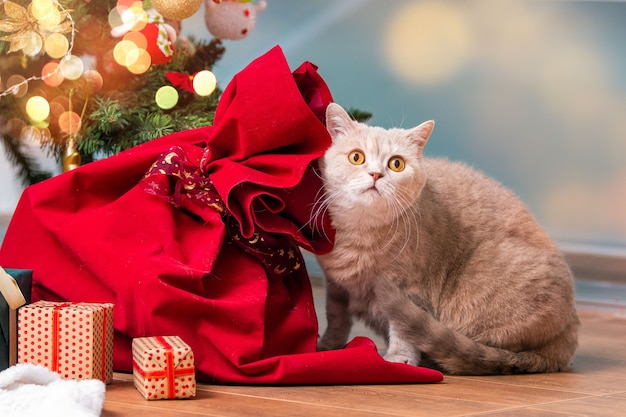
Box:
193, 70, 217, 96
31, 0, 58, 26
126, 49, 151, 74
22, 32, 44, 56
40, 127, 53, 144
155, 86, 179, 109
113, 39, 139, 66
60, 55, 84, 80
6, 75, 28, 97
25, 96, 51, 122
49, 97, 68, 121
384, 1, 473, 86
108, 7, 124, 30
123, 3, 148, 32
42, 61, 65, 87
6, 118, 26, 137
21, 125, 43, 143
44, 33, 70, 59
82, 70, 104, 94
58, 111, 82, 135
123, 31, 148, 50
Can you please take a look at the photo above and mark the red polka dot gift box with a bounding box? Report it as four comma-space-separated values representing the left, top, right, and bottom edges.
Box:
132, 335, 196, 400
17, 301, 114, 383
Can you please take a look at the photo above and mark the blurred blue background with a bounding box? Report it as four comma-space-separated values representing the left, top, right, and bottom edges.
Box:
2, 0, 626, 251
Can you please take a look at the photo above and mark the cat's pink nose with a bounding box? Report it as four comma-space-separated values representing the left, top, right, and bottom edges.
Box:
370, 172, 383, 181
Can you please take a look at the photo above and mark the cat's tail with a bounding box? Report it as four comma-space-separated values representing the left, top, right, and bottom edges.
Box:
377, 282, 579, 375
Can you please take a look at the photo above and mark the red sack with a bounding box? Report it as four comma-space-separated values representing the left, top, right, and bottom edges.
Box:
0, 47, 442, 384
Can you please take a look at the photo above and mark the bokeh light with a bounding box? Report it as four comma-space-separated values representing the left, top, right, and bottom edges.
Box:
155, 86, 179, 109
123, 31, 148, 50
6, 75, 28, 97
126, 49, 151, 74
21, 32, 43, 56
193, 70, 217, 96
5, 118, 26, 137
82, 70, 104, 94
25, 96, 51, 122
42, 61, 65, 87
58, 111, 82, 135
31, 0, 59, 25
49, 96, 69, 123
113, 39, 140, 67
20, 125, 43, 144
384, 1, 473, 86
40, 127, 53, 145
44, 33, 70, 59
123, 2, 148, 32
60, 55, 84, 80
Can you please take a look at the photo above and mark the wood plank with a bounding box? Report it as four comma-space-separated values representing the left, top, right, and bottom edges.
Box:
100, 304, 626, 416
531, 395, 626, 417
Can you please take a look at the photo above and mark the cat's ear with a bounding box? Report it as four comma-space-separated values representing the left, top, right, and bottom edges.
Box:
409, 120, 435, 157
325, 103, 353, 142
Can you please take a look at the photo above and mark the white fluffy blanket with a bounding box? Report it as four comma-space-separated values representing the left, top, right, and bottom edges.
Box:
0, 364, 105, 417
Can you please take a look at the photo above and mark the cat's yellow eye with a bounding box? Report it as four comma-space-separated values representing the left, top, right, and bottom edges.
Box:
348, 150, 365, 165
388, 157, 405, 172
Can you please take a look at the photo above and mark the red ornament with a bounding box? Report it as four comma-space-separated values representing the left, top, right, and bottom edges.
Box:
139, 23, 174, 65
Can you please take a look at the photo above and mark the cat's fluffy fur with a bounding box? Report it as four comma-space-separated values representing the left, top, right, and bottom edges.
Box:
315, 103, 579, 375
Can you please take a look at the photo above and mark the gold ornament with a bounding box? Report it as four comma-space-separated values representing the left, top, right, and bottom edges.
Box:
151, 0, 203, 21
62, 138, 80, 172
0, 0, 72, 56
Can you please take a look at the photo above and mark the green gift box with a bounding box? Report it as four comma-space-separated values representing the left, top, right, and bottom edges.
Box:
0, 267, 32, 371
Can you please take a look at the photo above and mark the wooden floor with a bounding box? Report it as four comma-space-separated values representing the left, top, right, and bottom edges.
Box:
102, 287, 626, 417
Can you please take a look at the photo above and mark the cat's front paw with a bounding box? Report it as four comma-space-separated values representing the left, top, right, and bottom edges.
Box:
384, 352, 419, 366
317, 335, 346, 351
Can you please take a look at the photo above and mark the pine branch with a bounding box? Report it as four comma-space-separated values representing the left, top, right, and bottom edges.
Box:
0, 134, 52, 186
348, 108, 373, 123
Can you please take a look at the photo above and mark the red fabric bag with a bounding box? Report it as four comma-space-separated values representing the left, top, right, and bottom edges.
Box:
0, 47, 442, 384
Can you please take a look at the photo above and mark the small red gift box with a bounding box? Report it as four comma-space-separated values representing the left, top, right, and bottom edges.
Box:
17, 301, 114, 383
132, 335, 196, 400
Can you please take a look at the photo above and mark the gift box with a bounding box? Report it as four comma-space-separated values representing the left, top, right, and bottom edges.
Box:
17, 301, 114, 383
0, 268, 31, 371
132, 335, 196, 400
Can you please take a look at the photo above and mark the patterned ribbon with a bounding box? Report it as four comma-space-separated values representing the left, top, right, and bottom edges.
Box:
142, 145, 304, 277
132, 336, 195, 399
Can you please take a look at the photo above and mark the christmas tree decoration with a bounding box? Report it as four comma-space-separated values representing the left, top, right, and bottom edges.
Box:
204, 0, 267, 41
62, 137, 80, 171
1, 1, 228, 185
151, 0, 203, 21
136, 21, 174, 65
0, 0, 73, 56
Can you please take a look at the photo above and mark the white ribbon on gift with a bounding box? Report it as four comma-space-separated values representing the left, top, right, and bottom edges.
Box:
0, 267, 26, 310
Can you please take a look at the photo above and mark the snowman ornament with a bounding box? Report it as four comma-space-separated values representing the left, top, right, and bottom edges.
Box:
204, 0, 267, 40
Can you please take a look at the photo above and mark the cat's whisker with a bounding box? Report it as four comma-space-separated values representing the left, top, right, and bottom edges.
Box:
316, 102, 578, 376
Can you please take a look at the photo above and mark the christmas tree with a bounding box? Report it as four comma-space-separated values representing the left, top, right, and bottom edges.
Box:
0, 0, 370, 186
0, 0, 226, 185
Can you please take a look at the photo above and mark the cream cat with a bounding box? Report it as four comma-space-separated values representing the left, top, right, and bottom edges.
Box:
315, 103, 579, 375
